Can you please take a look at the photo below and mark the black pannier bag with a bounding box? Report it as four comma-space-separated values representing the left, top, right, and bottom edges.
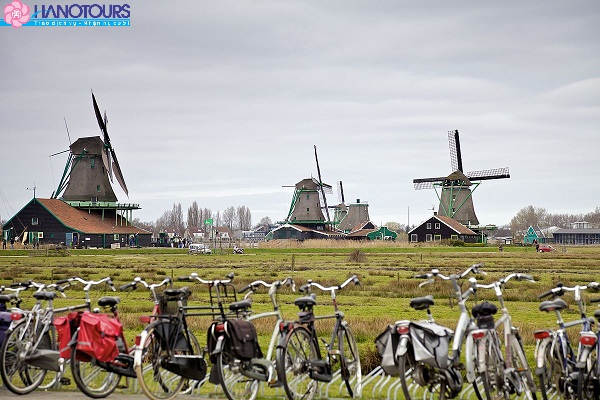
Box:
472, 301, 498, 329
409, 321, 453, 369
225, 319, 263, 360
375, 325, 400, 375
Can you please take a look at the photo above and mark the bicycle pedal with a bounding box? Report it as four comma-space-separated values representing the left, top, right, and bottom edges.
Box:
59, 377, 71, 386
268, 380, 283, 388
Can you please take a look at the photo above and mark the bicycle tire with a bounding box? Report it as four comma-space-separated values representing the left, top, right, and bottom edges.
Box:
577, 346, 598, 400
70, 331, 120, 398
338, 324, 362, 398
479, 333, 509, 400
0, 319, 49, 395
398, 347, 451, 400
134, 323, 187, 400
538, 340, 566, 400
37, 324, 61, 391
276, 325, 318, 400
507, 335, 537, 400
216, 346, 259, 400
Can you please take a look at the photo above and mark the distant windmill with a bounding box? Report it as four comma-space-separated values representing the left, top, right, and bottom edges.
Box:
413, 130, 510, 226
284, 146, 333, 228
52, 92, 129, 202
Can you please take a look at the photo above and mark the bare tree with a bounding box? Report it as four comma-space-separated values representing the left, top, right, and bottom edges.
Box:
510, 205, 547, 236
222, 206, 236, 230
236, 206, 252, 230
187, 201, 200, 228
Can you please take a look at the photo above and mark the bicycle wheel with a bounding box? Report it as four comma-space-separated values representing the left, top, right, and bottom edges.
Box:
70, 331, 120, 398
276, 325, 318, 400
398, 347, 450, 400
507, 335, 537, 400
135, 324, 187, 400
577, 346, 598, 400
0, 320, 48, 395
338, 324, 362, 398
538, 340, 566, 400
479, 334, 509, 400
216, 345, 259, 400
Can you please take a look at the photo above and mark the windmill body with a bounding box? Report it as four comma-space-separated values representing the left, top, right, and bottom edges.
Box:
336, 199, 370, 232
413, 130, 510, 226
61, 136, 118, 202
286, 177, 329, 227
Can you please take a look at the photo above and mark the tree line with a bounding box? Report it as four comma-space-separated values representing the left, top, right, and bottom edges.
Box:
132, 202, 272, 235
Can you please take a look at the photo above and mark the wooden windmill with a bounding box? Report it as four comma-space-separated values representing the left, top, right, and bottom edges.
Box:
284, 146, 333, 229
413, 130, 510, 226
52, 92, 129, 202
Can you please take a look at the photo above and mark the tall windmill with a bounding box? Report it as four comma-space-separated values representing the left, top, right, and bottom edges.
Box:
284, 146, 333, 229
413, 130, 510, 226
52, 92, 129, 202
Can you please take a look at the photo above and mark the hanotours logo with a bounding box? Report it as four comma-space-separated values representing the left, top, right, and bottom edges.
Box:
4, 1, 30, 27
2, 1, 130, 27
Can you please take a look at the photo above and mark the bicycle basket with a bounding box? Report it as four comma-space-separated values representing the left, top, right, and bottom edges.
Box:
159, 289, 191, 315
409, 321, 453, 369
476, 314, 495, 329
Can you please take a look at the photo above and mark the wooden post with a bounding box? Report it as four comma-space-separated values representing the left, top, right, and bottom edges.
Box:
292, 254, 295, 272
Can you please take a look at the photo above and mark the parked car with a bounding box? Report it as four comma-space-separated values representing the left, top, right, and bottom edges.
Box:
188, 243, 211, 255
538, 244, 555, 253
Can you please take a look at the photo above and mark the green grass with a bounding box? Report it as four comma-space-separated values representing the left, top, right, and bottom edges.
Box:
1, 243, 599, 397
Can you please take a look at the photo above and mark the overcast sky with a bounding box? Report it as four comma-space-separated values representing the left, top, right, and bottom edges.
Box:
1, 0, 599, 228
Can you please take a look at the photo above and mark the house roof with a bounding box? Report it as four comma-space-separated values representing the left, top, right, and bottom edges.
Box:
553, 228, 600, 234
36, 198, 151, 235
408, 214, 477, 236
270, 223, 345, 237
346, 229, 375, 238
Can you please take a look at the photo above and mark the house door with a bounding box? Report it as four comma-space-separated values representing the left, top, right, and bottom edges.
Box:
66, 232, 73, 246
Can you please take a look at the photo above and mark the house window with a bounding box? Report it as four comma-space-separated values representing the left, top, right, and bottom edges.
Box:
451, 235, 458, 240
96, 185, 101, 192
426, 234, 433, 242
32, 217, 38, 226
113, 234, 119, 240
306, 208, 310, 213
50, 233, 54, 238
410, 234, 418, 242
434, 234, 441, 241
435, 223, 440, 229
426, 223, 432, 229
38, 232, 44, 238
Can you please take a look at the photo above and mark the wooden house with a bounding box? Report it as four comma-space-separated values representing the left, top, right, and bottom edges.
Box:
408, 214, 479, 243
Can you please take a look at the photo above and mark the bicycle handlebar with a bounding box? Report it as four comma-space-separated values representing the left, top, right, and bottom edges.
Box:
177, 272, 234, 285
538, 281, 600, 299
119, 277, 172, 292
56, 276, 115, 292
417, 263, 485, 287
299, 275, 359, 293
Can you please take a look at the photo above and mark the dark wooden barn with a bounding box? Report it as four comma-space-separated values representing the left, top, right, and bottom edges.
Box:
2, 198, 151, 248
408, 214, 479, 243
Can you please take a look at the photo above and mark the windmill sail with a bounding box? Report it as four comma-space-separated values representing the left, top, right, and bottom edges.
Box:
314, 145, 331, 223
91, 91, 129, 197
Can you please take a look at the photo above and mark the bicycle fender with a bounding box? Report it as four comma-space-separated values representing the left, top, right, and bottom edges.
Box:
535, 338, 552, 373
133, 329, 149, 369
465, 332, 476, 383
396, 335, 409, 357
576, 346, 591, 369
212, 335, 225, 356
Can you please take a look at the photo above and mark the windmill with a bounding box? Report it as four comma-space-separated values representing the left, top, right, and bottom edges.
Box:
283, 146, 333, 229
413, 130, 510, 226
52, 92, 129, 202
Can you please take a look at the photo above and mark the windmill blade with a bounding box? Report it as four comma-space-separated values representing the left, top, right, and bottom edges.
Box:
338, 181, 345, 203
314, 145, 331, 223
92, 91, 107, 136
465, 167, 510, 181
110, 147, 129, 197
448, 129, 463, 172
413, 176, 445, 190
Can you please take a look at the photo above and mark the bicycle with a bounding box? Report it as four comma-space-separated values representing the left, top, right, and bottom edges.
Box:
0, 284, 26, 345
393, 264, 484, 400
133, 272, 234, 400
576, 296, 600, 400
276, 275, 362, 400
534, 281, 599, 400
0, 279, 92, 395
468, 272, 538, 400
67, 276, 173, 398
209, 276, 295, 400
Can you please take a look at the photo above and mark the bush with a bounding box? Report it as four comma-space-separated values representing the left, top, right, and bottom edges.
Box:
347, 249, 367, 263
440, 239, 465, 247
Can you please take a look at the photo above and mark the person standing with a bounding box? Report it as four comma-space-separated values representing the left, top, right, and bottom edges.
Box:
2, 238, 6, 250
10, 237, 15, 250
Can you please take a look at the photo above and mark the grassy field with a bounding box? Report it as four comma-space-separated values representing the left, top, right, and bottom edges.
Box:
1, 241, 599, 397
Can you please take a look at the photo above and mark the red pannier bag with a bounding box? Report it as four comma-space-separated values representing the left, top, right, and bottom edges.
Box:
76, 312, 122, 363
54, 311, 82, 359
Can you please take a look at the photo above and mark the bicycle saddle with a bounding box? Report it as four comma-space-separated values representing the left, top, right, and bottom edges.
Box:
539, 298, 568, 312
163, 288, 190, 298
0, 294, 16, 303
33, 291, 56, 301
97, 296, 120, 307
229, 299, 252, 311
409, 295, 434, 310
594, 309, 600, 321
294, 296, 317, 309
